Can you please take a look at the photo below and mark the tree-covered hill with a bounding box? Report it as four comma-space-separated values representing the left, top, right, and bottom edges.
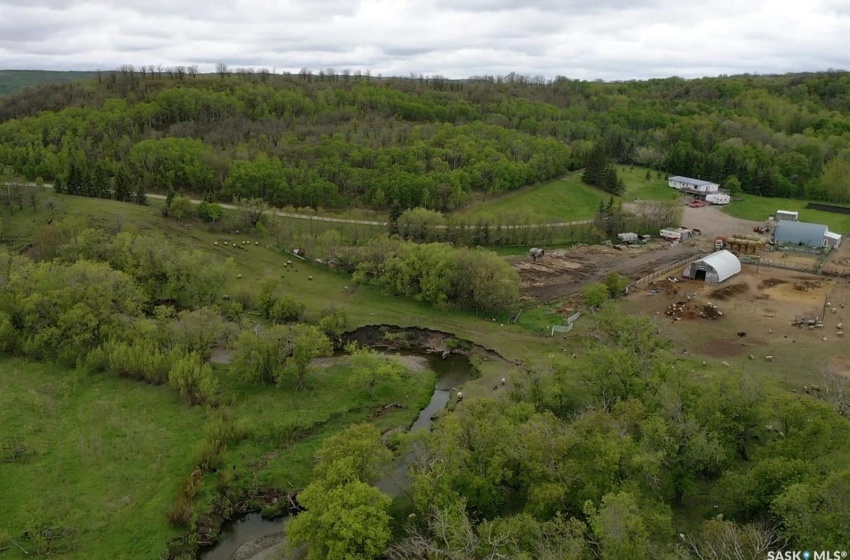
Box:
0, 70, 98, 96
1, 68, 850, 210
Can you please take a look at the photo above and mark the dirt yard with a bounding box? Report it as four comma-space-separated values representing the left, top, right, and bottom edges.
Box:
514, 205, 773, 302
511, 242, 702, 301
679, 205, 766, 240
619, 264, 850, 387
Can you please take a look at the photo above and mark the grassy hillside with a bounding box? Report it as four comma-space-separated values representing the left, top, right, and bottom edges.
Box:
0, 70, 96, 96
455, 166, 675, 222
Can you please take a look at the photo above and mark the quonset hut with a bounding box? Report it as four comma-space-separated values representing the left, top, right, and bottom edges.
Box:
682, 250, 741, 285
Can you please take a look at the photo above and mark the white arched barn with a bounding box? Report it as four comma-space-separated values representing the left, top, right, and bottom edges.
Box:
682, 250, 741, 285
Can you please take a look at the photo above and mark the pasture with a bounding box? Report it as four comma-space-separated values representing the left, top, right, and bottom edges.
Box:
0, 353, 437, 559
455, 166, 674, 223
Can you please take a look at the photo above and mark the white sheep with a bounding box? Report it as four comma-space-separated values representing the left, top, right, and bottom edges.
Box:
456, 391, 463, 402
721, 361, 730, 367
308, 275, 313, 280
764, 355, 774, 362
255, 241, 259, 245
223, 241, 228, 246
214, 241, 218, 246
236, 274, 243, 279
748, 354, 754, 360
823, 337, 828, 341
838, 323, 844, 329
501, 378, 506, 386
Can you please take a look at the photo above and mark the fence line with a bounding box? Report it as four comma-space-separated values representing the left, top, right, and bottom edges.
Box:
629, 252, 706, 290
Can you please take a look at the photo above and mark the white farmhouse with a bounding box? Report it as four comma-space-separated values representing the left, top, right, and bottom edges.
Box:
668, 176, 720, 194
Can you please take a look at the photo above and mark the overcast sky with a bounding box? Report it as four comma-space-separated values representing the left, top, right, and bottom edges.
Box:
1, 0, 848, 80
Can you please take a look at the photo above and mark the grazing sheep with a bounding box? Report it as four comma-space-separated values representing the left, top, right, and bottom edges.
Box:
214, 241, 218, 246
223, 241, 228, 246
721, 361, 730, 367
838, 323, 844, 329
501, 378, 506, 386
223, 294, 230, 300
768, 329, 772, 333
748, 354, 754, 360
764, 355, 774, 362
236, 274, 243, 279
308, 275, 313, 280
702, 361, 707, 366
838, 331, 844, 337
823, 337, 828, 341
456, 391, 463, 402
255, 241, 259, 245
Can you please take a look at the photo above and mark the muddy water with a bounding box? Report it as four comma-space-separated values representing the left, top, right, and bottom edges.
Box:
199, 351, 472, 560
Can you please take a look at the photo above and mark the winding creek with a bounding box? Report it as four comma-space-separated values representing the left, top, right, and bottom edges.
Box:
199, 350, 474, 560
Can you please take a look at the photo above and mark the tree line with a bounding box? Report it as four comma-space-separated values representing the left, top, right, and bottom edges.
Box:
3, 70, 850, 208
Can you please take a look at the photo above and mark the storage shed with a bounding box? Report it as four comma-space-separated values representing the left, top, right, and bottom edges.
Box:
775, 210, 799, 222
772, 221, 829, 247
682, 250, 741, 284
825, 231, 843, 249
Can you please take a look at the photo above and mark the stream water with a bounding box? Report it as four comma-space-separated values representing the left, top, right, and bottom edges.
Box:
199, 351, 473, 560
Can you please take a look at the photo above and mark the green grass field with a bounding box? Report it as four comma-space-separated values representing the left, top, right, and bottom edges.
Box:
722, 193, 850, 234
455, 166, 675, 223
0, 353, 436, 560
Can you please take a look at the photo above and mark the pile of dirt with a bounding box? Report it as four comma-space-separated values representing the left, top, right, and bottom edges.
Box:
664, 300, 724, 321
710, 283, 749, 300
792, 279, 823, 292
758, 278, 787, 289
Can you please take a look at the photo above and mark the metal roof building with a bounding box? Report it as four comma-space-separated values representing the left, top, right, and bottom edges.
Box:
773, 221, 829, 247
683, 250, 741, 284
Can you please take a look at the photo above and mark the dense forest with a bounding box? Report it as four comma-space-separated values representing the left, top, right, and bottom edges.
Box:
0, 70, 98, 96
1, 68, 850, 210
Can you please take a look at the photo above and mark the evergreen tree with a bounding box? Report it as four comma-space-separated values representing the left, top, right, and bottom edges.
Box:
53, 175, 64, 194
66, 163, 83, 195
91, 164, 110, 198
113, 167, 131, 202
133, 180, 147, 205
387, 200, 402, 235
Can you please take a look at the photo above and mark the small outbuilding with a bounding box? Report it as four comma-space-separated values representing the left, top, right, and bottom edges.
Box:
825, 231, 843, 249
682, 250, 741, 284
775, 210, 799, 222
772, 221, 829, 248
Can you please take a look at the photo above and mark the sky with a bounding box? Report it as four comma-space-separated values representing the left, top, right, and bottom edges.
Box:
1, 0, 848, 81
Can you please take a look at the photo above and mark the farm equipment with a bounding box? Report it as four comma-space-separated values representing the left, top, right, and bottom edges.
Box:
715, 237, 726, 250
753, 225, 770, 234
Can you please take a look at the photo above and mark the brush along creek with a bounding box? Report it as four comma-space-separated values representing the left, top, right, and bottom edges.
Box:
200, 326, 485, 560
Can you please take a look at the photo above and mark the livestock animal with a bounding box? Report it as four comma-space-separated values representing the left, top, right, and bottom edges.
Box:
529, 248, 545, 262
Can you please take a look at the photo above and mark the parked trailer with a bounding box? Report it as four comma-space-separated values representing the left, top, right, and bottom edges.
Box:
705, 193, 731, 205
660, 228, 692, 242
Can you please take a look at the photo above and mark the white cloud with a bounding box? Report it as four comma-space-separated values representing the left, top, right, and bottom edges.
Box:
0, 0, 847, 79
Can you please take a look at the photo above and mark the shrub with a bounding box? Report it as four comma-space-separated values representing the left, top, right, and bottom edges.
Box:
168, 353, 219, 406
268, 296, 305, 323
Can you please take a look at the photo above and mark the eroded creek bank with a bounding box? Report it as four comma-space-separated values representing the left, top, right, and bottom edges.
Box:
197, 325, 510, 560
